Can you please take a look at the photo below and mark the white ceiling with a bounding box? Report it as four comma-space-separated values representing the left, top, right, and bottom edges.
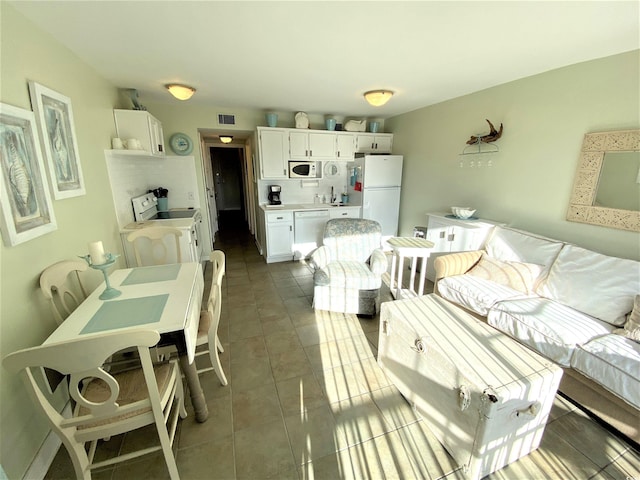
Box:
10, 1, 640, 118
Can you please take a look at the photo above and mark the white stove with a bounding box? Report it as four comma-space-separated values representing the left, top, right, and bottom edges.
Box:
131, 192, 199, 222
121, 193, 203, 267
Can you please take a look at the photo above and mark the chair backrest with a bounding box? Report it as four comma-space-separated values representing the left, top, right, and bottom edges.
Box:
40, 260, 89, 326
2, 329, 161, 437
322, 218, 382, 262
127, 226, 182, 266
202, 250, 225, 337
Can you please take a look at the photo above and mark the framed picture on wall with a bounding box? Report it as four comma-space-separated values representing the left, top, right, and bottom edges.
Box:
0, 102, 57, 246
28, 81, 85, 199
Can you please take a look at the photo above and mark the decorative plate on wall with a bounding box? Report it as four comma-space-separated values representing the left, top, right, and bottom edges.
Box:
169, 132, 193, 155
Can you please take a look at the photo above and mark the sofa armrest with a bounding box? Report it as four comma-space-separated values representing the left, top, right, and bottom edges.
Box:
369, 249, 388, 276
434, 250, 483, 286
307, 245, 331, 270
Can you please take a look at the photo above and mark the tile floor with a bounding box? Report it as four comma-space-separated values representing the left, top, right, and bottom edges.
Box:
46, 217, 639, 480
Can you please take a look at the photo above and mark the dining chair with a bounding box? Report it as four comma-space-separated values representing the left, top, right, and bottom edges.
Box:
3, 329, 186, 480
126, 226, 182, 266
194, 250, 227, 385
40, 259, 89, 326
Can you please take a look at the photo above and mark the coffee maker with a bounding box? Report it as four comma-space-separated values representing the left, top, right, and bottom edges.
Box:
268, 185, 281, 205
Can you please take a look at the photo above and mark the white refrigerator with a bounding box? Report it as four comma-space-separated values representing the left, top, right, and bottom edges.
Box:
348, 154, 403, 238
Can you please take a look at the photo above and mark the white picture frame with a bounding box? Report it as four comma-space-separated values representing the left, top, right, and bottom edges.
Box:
28, 81, 85, 199
0, 103, 57, 246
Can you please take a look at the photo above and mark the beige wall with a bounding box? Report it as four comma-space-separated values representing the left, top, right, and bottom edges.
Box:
0, 5, 120, 478
386, 50, 640, 260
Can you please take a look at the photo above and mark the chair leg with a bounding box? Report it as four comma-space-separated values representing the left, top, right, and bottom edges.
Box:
208, 342, 228, 386
216, 337, 224, 353
175, 368, 188, 419
63, 437, 91, 480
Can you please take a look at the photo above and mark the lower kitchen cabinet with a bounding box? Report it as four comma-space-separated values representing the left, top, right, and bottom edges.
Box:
265, 210, 294, 263
424, 212, 503, 281
329, 206, 361, 219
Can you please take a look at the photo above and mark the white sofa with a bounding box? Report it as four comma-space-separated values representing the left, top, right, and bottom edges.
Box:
434, 226, 640, 443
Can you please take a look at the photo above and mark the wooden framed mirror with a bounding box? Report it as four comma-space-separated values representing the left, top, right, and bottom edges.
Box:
567, 129, 640, 232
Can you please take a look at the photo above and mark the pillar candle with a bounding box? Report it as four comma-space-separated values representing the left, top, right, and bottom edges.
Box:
88, 241, 106, 265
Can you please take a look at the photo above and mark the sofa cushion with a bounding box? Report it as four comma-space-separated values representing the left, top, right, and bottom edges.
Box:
615, 294, 640, 342
487, 297, 615, 367
485, 227, 564, 271
536, 244, 640, 326
466, 254, 544, 294
438, 275, 527, 316
570, 334, 640, 410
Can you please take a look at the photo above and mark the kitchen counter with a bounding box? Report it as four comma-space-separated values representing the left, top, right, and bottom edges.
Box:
261, 203, 356, 211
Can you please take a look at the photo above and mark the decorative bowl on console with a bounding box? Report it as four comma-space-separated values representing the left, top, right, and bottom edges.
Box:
451, 207, 476, 219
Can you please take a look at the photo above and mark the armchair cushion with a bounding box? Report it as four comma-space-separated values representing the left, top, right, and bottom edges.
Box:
323, 261, 382, 289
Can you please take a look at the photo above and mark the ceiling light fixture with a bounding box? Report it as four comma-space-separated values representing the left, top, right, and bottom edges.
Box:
166, 84, 196, 100
220, 135, 233, 144
364, 90, 394, 107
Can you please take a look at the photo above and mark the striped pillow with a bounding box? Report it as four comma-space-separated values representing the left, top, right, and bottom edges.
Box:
467, 254, 543, 294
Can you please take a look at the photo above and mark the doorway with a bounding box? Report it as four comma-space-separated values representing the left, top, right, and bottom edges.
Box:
210, 146, 246, 233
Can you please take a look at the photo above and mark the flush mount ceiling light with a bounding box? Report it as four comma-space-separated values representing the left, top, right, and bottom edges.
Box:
364, 90, 394, 107
219, 135, 233, 144
166, 84, 196, 100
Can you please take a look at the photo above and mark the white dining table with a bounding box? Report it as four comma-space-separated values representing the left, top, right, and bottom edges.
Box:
43, 262, 209, 422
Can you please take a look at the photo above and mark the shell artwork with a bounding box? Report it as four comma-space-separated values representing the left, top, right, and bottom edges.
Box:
8, 137, 35, 216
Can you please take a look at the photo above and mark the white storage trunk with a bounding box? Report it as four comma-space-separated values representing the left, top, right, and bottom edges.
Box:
378, 295, 563, 480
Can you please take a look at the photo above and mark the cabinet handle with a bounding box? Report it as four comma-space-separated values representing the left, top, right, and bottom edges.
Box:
371, 143, 375, 149
309, 150, 313, 157
337, 151, 340, 157
448, 233, 455, 242
289, 226, 292, 231
283, 168, 286, 175
439, 231, 446, 239
276, 216, 283, 220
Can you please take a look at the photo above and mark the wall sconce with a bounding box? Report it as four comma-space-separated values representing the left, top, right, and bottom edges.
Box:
364, 90, 394, 107
166, 84, 196, 100
219, 135, 233, 144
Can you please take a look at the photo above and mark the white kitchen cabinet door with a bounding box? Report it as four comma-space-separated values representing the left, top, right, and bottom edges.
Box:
259, 128, 289, 179
289, 131, 336, 160
336, 133, 355, 160
265, 210, 294, 262
288, 131, 309, 160
355, 133, 393, 153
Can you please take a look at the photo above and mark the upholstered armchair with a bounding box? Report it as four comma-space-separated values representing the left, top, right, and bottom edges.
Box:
308, 218, 387, 315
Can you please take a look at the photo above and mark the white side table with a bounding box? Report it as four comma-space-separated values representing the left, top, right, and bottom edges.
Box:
386, 237, 435, 299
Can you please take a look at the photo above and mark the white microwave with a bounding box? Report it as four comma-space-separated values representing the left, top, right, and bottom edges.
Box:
289, 161, 317, 178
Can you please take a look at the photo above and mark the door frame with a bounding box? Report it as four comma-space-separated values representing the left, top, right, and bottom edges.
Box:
199, 135, 257, 248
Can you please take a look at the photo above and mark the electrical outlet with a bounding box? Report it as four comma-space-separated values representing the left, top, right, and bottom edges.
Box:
187, 191, 195, 201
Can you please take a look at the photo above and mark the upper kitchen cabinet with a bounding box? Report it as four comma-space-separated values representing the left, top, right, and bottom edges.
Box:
114, 109, 165, 156
289, 131, 336, 161
336, 132, 355, 160
257, 127, 289, 179
355, 133, 393, 153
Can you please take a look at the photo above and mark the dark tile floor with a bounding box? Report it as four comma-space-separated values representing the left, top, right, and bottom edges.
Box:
46, 212, 639, 479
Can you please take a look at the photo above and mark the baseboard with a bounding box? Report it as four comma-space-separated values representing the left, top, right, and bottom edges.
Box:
23, 402, 71, 480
